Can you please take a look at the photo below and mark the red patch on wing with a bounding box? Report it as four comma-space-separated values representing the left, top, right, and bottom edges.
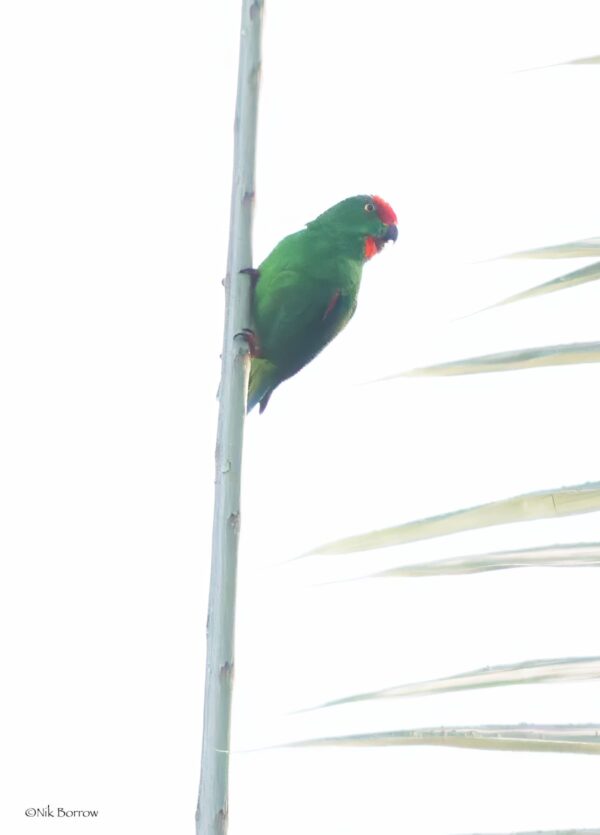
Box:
322, 289, 341, 320
364, 236, 378, 260
372, 195, 397, 225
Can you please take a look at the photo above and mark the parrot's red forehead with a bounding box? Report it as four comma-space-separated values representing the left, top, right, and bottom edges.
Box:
372, 195, 397, 225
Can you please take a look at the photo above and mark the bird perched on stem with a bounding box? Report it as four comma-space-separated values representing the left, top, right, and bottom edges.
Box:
244, 194, 398, 413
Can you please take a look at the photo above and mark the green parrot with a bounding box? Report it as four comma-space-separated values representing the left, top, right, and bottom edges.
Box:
245, 194, 398, 413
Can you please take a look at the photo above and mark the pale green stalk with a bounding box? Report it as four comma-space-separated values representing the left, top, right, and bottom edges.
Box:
196, 1, 263, 833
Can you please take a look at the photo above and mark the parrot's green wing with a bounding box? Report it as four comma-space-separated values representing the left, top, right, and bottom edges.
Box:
254, 268, 358, 368
248, 267, 358, 412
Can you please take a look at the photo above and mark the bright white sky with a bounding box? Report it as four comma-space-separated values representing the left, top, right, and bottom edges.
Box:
2, 1, 600, 833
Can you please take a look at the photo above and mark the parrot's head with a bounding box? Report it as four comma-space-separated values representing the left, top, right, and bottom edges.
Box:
309, 194, 398, 261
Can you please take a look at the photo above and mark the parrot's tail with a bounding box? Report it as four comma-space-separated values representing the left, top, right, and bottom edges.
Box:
247, 358, 278, 414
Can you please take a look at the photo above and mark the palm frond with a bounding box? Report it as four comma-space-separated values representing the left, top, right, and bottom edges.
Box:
563, 55, 600, 65
307, 657, 600, 711
361, 542, 600, 577
454, 829, 600, 834
378, 342, 600, 380
481, 262, 600, 311
285, 724, 600, 755
306, 482, 600, 556
521, 54, 600, 71
503, 237, 600, 259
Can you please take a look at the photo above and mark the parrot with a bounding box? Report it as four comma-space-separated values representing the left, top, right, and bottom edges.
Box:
244, 194, 398, 413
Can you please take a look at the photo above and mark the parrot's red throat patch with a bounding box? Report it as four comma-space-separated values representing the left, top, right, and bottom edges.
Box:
364, 237, 379, 259
364, 235, 392, 259
372, 195, 397, 225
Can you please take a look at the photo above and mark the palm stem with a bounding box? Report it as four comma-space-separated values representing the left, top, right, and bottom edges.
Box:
195, 1, 263, 832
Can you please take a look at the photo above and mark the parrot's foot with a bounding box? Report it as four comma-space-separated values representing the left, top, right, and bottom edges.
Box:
234, 328, 261, 357
240, 267, 260, 287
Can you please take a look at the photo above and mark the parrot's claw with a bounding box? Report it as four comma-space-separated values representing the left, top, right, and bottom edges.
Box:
234, 328, 260, 357
240, 267, 260, 287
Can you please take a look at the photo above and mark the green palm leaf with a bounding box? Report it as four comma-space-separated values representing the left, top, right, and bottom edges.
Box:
523, 54, 600, 70
306, 482, 600, 557
483, 262, 600, 310
307, 656, 600, 711
455, 829, 600, 834
563, 55, 600, 65
361, 542, 600, 577
285, 724, 600, 755
503, 238, 600, 259
378, 342, 600, 379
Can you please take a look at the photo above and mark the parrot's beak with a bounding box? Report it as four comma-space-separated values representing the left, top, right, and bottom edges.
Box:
371, 224, 399, 254
384, 224, 398, 243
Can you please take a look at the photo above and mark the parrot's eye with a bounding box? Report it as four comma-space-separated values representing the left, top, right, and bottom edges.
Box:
364, 202, 376, 213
